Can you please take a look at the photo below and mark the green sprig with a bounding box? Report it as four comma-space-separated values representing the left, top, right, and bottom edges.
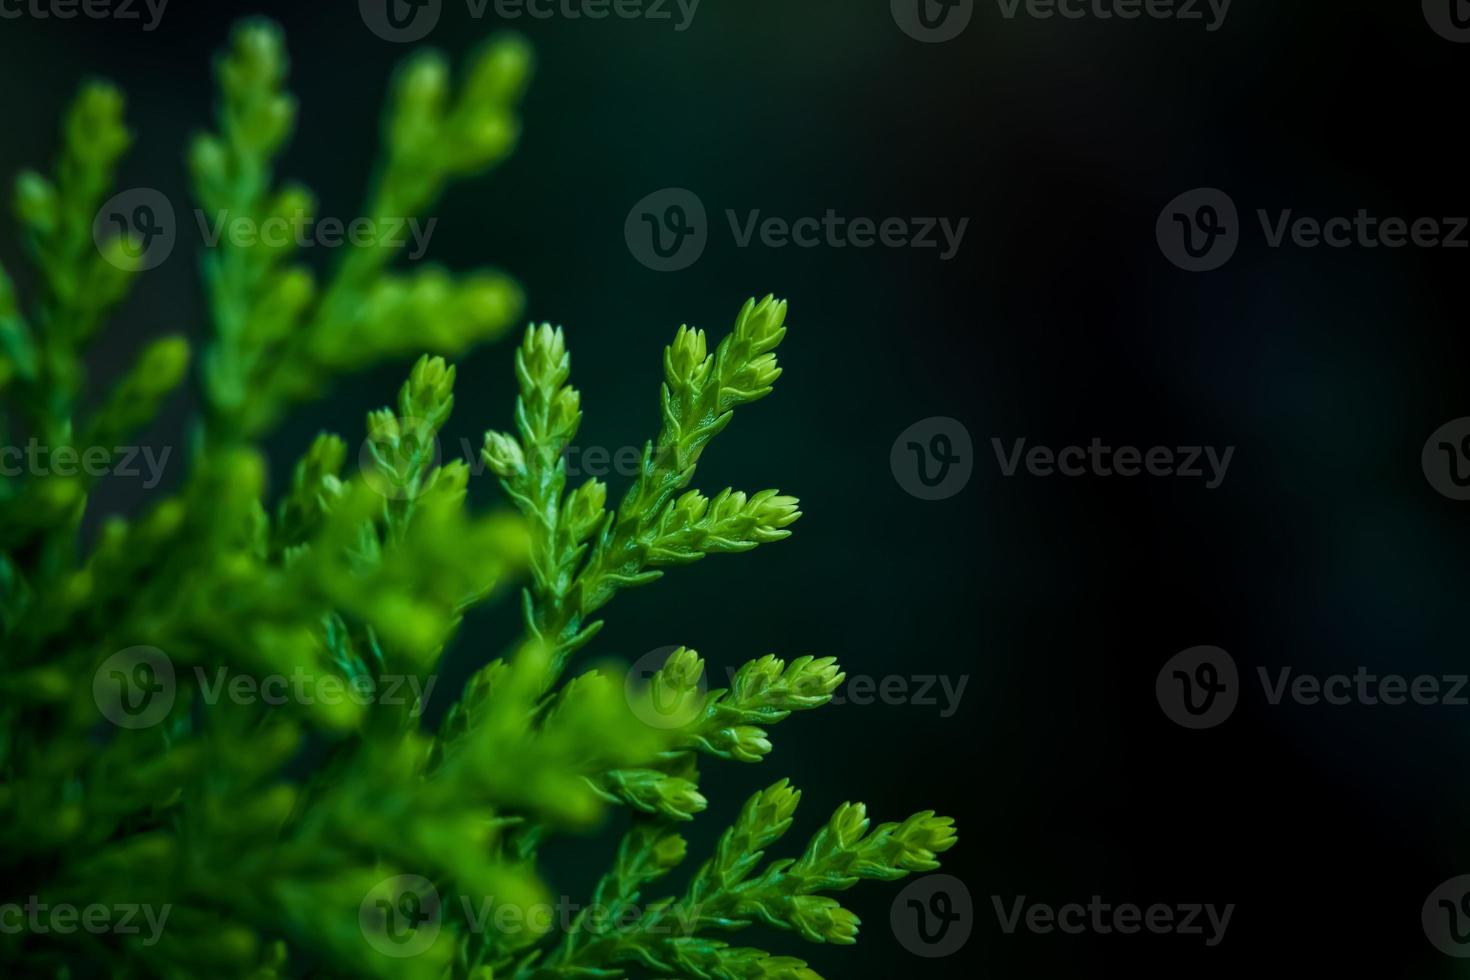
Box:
486, 297, 801, 686
0, 23, 956, 980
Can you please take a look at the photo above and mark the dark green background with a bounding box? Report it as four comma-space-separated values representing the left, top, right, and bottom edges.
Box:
4, 1, 1470, 976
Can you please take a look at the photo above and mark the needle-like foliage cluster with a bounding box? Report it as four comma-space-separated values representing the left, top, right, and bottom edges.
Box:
0, 20, 955, 980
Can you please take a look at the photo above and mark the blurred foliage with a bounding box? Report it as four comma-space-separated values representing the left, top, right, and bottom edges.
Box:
0, 20, 954, 980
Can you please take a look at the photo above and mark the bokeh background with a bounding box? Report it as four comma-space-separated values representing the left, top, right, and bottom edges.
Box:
3, 0, 1469, 976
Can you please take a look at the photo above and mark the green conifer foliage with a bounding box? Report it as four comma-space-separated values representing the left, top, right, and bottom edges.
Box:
0, 20, 955, 979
